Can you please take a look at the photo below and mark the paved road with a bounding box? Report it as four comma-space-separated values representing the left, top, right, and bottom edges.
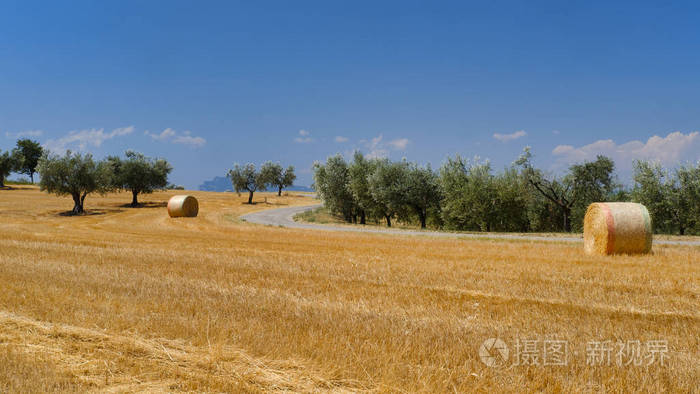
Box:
241, 203, 700, 246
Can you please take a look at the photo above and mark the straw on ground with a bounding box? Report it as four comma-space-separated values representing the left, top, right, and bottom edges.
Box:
0, 186, 698, 392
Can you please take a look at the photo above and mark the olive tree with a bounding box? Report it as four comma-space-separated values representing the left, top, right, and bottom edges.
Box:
633, 160, 700, 235
261, 162, 296, 196
12, 139, 43, 183
674, 163, 700, 234
107, 151, 172, 207
367, 159, 410, 227
37, 151, 113, 214
516, 147, 616, 232
439, 155, 496, 231
0, 150, 17, 188
631, 161, 670, 233
491, 167, 530, 232
228, 163, 267, 204
313, 154, 356, 222
347, 152, 383, 224
405, 163, 441, 229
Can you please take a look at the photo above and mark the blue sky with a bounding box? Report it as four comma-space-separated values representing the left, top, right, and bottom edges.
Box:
2, 1, 700, 188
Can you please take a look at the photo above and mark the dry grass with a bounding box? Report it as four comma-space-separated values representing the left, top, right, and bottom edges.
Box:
0, 186, 698, 392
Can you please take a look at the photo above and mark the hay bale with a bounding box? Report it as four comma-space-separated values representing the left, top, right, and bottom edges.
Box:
584, 202, 652, 255
167, 195, 199, 218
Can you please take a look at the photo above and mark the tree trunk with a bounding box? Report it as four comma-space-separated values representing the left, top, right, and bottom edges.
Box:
0, 177, 4, 188
248, 190, 254, 204
278, 186, 282, 196
419, 213, 426, 229
72, 193, 84, 214
360, 210, 366, 225
30, 172, 34, 184
131, 191, 139, 207
679, 224, 685, 236
385, 215, 392, 227
563, 207, 572, 232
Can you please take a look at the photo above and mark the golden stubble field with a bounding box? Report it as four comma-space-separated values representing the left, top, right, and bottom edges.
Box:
0, 186, 698, 393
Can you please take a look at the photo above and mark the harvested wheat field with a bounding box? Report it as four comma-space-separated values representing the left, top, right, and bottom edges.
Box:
0, 186, 698, 393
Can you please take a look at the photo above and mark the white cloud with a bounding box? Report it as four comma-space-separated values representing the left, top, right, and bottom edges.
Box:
387, 138, 409, 150
44, 126, 135, 152
294, 129, 313, 143
552, 131, 700, 172
146, 128, 206, 148
147, 128, 176, 141
552, 144, 574, 155
334, 136, 349, 143
5, 130, 43, 139
362, 134, 410, 158
174, 135, 206, 148
493, 130, 527, 142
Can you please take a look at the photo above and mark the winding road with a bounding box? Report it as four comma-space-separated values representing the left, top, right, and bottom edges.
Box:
240, 202, 700, 246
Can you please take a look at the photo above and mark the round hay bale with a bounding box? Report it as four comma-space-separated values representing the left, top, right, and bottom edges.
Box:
167, 195, 199, 218
584, 202, 652, 255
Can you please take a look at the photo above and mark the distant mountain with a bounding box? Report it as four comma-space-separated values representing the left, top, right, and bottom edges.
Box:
198, 176, 313, 193
199, 176, 232, 192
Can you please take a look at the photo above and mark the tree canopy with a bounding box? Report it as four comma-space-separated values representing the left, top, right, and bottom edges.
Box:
367, 160, 411, 227
313, 155, 356, 222
404, 163, 441, 229
107, 151, 172, 206
37, 151, 113, 214
261, 162, 296, 196
311, 149, 697, 234
228, 163, 268, 204
347, 152, 380, 225
0, 150, 17, 188
12, 139, 43, 183
632, 160, 700, 235
516, 147, 617, 232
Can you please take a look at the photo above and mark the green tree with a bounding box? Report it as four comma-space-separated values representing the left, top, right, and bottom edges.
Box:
0, 150, 17, 188
523, 191, 562, 232
228, 163, 267, 204
107, 151, 172, 207
313, 155, 356, 222
367, 160, 410, 227
675, 163, 700, 234
631, 161, 671, 233
12, 139, 43, 183
491, 167, 529, 232
632, 160, 700, 235
347, 152, 381, 225
567, 155, 618, 232
37, 151, 113, 214
405, 163, 441, 229
261, 162, 296, 196
516, 147, 616, 232
439, 155, 496, 231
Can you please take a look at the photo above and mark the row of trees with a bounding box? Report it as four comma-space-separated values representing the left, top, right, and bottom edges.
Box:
313, 149, 700, 235
37, 150, 172, 214
632, 161, 700, 235
228, 162, 296, 203
0, 139, 44, 187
